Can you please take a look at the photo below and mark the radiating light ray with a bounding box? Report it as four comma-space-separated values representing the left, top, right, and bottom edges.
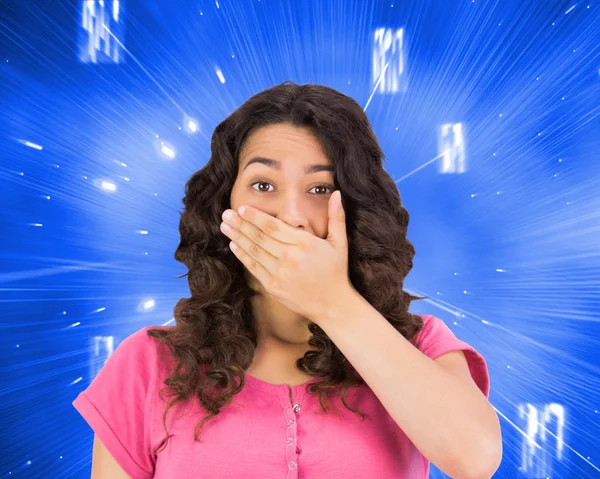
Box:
494, 407, 542, 449
364, 60, 389, 112
394, 153, 444, 183
0, 264, 109, 283
102, 24, 187, 116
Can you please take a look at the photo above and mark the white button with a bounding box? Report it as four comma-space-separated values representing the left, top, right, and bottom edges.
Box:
287, 437, 295, 445
286, 419, 295, 427
288, 461, 297, 470
293, 404, 301, 412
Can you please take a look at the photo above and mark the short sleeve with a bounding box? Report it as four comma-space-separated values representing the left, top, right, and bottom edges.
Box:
73, 327, 157, 479
413, 315, 490, 397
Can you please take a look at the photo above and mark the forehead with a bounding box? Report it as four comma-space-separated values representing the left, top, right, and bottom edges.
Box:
239, 124, 331, 166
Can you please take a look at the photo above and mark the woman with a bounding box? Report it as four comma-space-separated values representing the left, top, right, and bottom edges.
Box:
73, 81, 502, 479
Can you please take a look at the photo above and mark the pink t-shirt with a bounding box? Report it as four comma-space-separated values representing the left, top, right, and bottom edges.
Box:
73, 314, 489, 479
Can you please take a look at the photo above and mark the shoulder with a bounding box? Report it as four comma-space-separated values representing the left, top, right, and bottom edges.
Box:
123, 324, 173, 346
411, 315, 490, 397
114, 325, 171, 362
119, 324, 175, 354
120, 325, 176, 376
411, 314, 465, 357
72, 325, 176, 478
83, 324, 176, 397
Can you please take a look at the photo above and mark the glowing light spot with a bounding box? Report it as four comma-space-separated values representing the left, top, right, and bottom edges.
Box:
100, 181, 117, 192
161, 144, 176, 159
215, 66, 226, 83
17, 139, 43, 150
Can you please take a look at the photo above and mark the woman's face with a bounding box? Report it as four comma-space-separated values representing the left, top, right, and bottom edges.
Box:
230, 123, 336, 240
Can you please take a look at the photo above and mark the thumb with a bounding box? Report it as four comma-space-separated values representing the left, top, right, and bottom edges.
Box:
327, 190, 348, 250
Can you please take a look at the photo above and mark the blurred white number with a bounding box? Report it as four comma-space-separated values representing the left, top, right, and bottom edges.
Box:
518, 402, 565, 478
373, 28, 405, 94
438, 123, 466, 174
89, 335, 115, 378
79, 0, 124, 63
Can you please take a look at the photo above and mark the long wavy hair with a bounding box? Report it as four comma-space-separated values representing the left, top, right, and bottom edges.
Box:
147, 81, 425, 453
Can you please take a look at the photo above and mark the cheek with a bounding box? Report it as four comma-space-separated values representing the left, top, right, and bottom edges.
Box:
229, 181, 260, 211
229, 183, 243, 210
315, 215, 330, 239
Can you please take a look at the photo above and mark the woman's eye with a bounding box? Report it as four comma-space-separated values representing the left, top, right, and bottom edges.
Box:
251, 181, 274, 192
310, 185, 334, 195
250, 181, 334, 195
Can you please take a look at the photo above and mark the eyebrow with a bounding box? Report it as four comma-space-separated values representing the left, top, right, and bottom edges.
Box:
242, 157, 334, 174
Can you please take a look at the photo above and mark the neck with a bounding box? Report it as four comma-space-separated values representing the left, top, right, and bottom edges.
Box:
250, 296, 313, 344
248, 277, 314, 345
246, 285, 316, 384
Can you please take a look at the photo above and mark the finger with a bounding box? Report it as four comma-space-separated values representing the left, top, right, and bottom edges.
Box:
228, 240, 272, 287
222, 209, 285, 258
221, 221, 278, 274
236, 205, 302, 245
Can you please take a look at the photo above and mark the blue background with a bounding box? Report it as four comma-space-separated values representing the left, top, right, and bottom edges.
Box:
1, 0, 599, 477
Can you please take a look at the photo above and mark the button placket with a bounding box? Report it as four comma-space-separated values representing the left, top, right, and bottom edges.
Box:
282, 388, 304, 479
283, 404, 298, 477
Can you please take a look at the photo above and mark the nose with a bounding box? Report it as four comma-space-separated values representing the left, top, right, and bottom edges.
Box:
275, 193, 309, 230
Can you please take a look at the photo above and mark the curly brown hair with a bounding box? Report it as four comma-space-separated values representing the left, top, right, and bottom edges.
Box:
147, 81, 425, 453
